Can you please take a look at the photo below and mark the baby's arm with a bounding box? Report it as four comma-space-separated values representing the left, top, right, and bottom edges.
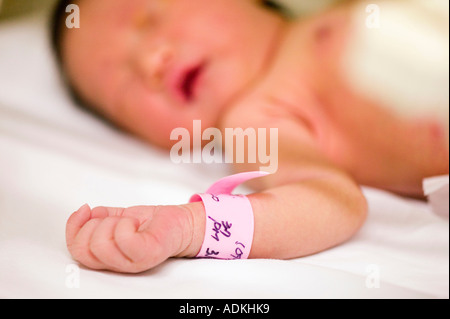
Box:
66, 173, 365, 273
218, 88, 368, 260
66, 97, 367, 274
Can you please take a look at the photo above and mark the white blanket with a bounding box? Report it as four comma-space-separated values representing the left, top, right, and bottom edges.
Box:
0, 11, 448, 299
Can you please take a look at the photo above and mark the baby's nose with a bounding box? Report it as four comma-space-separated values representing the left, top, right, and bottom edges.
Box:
138, 45, 174, 90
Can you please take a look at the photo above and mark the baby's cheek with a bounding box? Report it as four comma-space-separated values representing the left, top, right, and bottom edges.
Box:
115, 88, 170, 147
141, 111, 182, 148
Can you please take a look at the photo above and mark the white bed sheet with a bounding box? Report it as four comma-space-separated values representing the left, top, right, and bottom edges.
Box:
0, 13, 448, 299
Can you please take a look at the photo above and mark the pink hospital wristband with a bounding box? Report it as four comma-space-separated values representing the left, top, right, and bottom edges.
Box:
189, 171, 269, 260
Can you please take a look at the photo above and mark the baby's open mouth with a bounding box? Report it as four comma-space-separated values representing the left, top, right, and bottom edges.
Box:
179, 63, 204, 102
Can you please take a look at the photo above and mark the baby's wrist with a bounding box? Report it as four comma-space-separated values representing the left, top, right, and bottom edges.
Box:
174, 172, 267, 260
174, 201, 206, 258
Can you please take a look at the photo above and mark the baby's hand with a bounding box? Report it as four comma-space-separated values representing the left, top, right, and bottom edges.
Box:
66, 203, 204, 273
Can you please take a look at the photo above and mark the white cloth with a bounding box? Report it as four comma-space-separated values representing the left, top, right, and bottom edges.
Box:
0, 9, 448, 299
424, 175, 450, 219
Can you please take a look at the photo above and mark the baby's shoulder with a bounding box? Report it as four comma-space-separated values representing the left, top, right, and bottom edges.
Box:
219, 89, 274, 131
220, 78, 321, 136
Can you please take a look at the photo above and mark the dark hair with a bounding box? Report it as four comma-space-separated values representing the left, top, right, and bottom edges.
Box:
262, 0, 291, 18
51, 0, 76, 66
50, 0, 114, 122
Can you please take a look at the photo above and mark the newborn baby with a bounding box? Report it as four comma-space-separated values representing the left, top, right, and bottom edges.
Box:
54, 0, 449, 273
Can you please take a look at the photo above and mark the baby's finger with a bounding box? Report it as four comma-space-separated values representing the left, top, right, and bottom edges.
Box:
66, 204, 91, 248
69, 218, 106, 270
90, 206, 125, 219
115, 214, 172, 272
114, 217, 153, 267
91, 206, 152, 227
89, 217, 138, 272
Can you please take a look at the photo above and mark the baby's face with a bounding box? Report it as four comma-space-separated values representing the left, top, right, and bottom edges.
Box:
63, 0, 284, 148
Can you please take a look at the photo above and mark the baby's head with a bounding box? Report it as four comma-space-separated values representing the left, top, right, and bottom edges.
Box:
53, 0, 286, 148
